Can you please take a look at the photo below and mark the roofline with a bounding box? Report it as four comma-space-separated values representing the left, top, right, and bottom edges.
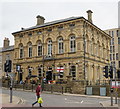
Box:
12, 16, 111, 38
12, 17, 84, 34
82, 18, 111, 38
104, 28, 120, 31
2, 49, 14, 52
2, 45, 14, 52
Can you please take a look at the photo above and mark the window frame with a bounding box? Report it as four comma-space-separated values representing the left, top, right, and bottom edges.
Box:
70, 65, 76, 79
58, 37, 64, 54
47, 40, 52, 56
28, 43, 32, 57
20, 45, 23, 58
37, 42, 42, 56
70, 35, 76, 52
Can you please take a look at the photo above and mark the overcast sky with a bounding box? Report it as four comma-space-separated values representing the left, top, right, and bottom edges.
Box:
0, 0, 119, 47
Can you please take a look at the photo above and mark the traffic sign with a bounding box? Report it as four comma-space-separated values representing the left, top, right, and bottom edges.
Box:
111, 81, 120, 88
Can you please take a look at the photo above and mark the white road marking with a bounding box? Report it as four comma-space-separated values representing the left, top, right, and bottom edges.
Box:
65, 102, 80, 103
81, 100, 83, 103
64, 98, 67, 100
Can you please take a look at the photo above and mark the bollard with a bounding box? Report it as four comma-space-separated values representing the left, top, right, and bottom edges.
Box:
111, 93, 113, 106
110, 88, 114, 106
10, 86, 12, 103
115, 89, 118, 104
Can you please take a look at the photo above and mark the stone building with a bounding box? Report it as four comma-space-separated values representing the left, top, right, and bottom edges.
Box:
104, 28, 120, 78
12, 10, 111, 84
2, 38, 14, 77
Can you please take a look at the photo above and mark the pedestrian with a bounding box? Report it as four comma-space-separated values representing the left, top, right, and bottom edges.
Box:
32, 83, 42, 107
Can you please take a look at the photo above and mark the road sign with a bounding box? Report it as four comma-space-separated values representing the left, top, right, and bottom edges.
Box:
111, 81, 120, 88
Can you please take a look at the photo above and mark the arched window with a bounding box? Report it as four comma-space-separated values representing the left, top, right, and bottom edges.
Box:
85, 39, 87, 53
91, 39, 94, 55
58, 37, 63, 54
28, 43, 32, 57
96, 42, 99, 56
48, 39, 52, 56
70, 35, 76, 52
37, 42, 42, 56
90, 41, 93, 55
102, 44, 104, 58
85, 35, 88, 53
19, 44, 23, 58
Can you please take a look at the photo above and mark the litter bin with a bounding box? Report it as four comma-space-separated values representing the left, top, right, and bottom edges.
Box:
86, 87, 92, 95
100, 87, 106, 96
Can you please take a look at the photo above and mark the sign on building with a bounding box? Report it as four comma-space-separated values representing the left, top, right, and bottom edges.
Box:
57, 67, 64, 72
111, 81, 120, 88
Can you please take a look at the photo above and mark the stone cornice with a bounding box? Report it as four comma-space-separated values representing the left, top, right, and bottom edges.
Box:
13, 55, 108, 65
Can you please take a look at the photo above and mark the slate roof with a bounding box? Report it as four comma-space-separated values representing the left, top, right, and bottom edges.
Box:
12, 16, 84, 34
12, 16, 111, 38
2, 45, 14, 52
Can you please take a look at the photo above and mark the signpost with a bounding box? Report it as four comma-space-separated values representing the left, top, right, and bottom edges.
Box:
57, 67, 64, 79
111, 81, 120, 88
111, 80, 120, 105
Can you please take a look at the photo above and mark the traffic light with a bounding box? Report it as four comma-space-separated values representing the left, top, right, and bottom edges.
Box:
109, 66, 113, 78
4, 63, 7, 72
4, 60, 12, 72
117, 70, 120, 79
103, 66, 108, 78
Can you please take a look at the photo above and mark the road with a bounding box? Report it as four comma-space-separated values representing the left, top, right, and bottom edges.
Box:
2, 88, 110, 107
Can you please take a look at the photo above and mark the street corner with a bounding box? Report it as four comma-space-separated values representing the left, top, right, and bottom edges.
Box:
1, 93, 25, 107
99, 100, 118, 108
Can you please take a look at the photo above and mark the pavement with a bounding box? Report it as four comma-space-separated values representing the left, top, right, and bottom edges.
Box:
1, 93, 24, 108
1, 87, 119, 108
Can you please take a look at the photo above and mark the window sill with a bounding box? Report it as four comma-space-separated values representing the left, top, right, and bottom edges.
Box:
36, 56, 43, 58
18, 58, 24, 60
57, 53, 64, 55
68, 52, 76, 54
26, 57, 33, 59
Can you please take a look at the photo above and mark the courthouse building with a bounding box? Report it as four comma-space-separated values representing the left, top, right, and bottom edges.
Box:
12, 10, 111, 83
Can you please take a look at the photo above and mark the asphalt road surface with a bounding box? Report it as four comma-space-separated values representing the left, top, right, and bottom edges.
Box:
2, 88, 110, 107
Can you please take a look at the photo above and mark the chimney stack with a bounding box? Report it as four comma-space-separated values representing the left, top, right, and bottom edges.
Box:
3, 37, 10, 48
36, 15, 45, 25
86, 10, 93, 23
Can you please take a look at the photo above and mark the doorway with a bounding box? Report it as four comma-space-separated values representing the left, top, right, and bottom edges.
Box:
19, 72, 23, 82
